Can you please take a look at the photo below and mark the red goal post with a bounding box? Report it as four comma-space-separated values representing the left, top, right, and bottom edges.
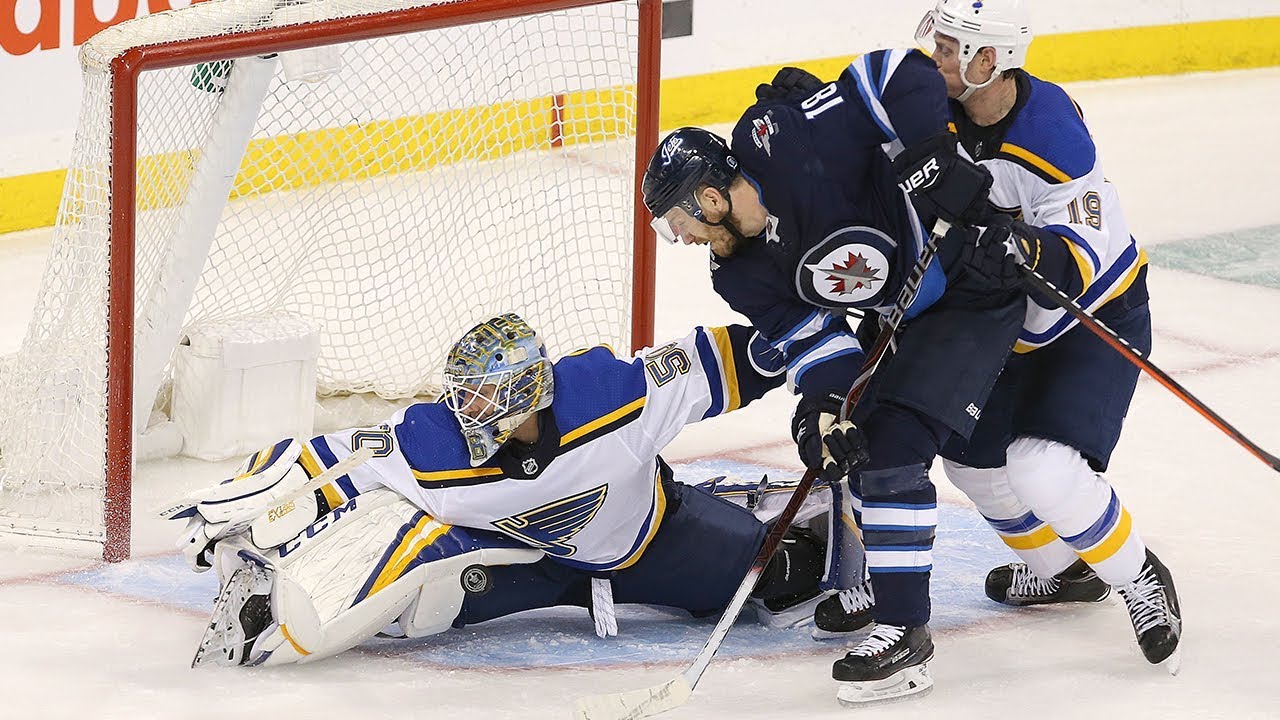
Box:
0, 0, 661, 561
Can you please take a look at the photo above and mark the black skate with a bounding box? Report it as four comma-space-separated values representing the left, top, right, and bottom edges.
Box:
1117, 549, 1182, 672
191, 563, 275, 668
986, 558, 1111, 607
811, 581, 874, 639
832, 624, 934, 705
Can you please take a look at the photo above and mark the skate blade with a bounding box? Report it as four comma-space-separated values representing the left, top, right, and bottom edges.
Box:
835, 663, 933, 706
811, 625, 870, 641
1162, 646, 1183, 676
191, 564, 272, 669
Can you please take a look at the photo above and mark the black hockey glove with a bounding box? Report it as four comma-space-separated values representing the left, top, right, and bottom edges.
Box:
791, 392, 871, 483
894, 132, 994, 227
961, 214, 1041, 290
756, 66, 824, 102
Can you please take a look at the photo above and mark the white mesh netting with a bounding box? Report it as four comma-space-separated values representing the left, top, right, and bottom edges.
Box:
0, 0, 646, 548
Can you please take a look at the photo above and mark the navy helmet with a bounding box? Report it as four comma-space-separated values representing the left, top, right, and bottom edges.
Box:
642, 127, 741, 224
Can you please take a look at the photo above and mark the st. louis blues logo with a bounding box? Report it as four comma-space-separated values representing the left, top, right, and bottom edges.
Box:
492, 484, 609, 557
797, 226, 894, 307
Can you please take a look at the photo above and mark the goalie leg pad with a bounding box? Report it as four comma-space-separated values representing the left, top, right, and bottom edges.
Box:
202, 488, 541, 667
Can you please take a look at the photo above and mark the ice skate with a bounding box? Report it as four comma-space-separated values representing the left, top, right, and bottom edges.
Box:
811, 580, 874, 639
191, 563, 275, 668
986, 558, 1111, 607
1117, 549, 1182, 672
832, 624, 934, 705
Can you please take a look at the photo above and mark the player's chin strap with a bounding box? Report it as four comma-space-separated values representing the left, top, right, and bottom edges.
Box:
705, 193, 756, 245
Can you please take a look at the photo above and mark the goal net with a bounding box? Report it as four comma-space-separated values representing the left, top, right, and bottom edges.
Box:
0, 0, 659, 560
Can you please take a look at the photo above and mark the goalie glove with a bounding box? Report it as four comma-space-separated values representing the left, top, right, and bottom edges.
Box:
791, 393, 871, 483
157, 439, 319, 572
894, 131, 993, 227
756, 66, 824, 102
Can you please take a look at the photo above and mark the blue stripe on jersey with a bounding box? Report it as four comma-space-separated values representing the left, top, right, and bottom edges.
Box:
1045, 224, 1102, 273
1061, 490, 1121, 549
694, 329, 726, 420
1019, 239, 1140, 344
789, 334, 862, 389
1003, 75, 1097, 182
850, 57, 894, 142
774, 308, 826, 353
862, 500, 938, 511
870, 565, 934, 574
310, 435, 359, 499
551, 346, 648, 435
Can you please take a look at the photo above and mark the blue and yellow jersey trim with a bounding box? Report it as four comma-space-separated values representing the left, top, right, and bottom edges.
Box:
1015, 242, 1148, 353
999, 75, 1097, 184
559, 396, 647, 452
230, 439, 295, 482
414, 465, 506, 489
995, 142, 1077, 185
410, 396, 647, 489
696, 326, 742, 419
300, 436, 360, 512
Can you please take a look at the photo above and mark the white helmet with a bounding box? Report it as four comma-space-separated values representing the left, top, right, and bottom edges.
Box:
916, 0, 1033, 100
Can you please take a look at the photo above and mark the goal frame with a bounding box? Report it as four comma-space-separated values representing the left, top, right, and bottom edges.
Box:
100, 0, 661, 561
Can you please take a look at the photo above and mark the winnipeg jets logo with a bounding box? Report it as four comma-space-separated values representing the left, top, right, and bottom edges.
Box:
807, 251, 883, 295
660, 135, 683, 165
522, 457, 539, 475
796, 227, 894, 306
751, 113, 779, 156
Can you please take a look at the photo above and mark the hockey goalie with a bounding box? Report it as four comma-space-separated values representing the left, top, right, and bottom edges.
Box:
161, 314, 844, 667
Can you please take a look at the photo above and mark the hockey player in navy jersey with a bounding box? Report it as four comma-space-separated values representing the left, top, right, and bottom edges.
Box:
914, 0, 1182, 669
162, 314, 830, 668
644, 50, 1028, 703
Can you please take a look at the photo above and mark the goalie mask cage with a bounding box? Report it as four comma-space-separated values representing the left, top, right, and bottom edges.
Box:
0, 0, 660, 561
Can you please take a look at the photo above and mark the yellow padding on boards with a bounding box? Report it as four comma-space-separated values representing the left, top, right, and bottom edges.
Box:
4, 17, 1279, 235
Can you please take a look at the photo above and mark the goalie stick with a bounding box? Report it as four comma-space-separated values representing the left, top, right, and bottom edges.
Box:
571, 220, 951, 720
1016, 263, 1280, 473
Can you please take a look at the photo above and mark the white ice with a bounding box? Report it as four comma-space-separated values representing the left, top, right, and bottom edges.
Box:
3, 67, 1280, 720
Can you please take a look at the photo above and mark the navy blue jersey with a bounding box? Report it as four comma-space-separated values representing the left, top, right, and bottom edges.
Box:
715, 49, 952, 399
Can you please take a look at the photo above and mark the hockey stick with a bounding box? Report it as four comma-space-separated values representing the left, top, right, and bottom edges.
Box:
571, 220, 950, 720
1016, 263, 1280, 473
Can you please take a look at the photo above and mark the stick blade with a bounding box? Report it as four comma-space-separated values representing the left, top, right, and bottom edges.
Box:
573, 676, 693, 720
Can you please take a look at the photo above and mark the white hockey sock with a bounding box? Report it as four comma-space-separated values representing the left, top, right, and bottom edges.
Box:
943, 459, 1077, 578
1005, 437, 1146, 585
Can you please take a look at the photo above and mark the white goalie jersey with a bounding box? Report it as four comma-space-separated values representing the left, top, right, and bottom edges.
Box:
291, 324, 783, 571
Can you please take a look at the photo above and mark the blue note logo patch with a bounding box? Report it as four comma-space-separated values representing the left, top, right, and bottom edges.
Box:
492, 483, 609, 557
797, 226, 896, 307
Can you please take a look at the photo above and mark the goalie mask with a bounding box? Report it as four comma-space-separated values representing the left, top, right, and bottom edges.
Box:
443, 313, 554, 466
642, 127, 742, 245
916, 0, 1032, 101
